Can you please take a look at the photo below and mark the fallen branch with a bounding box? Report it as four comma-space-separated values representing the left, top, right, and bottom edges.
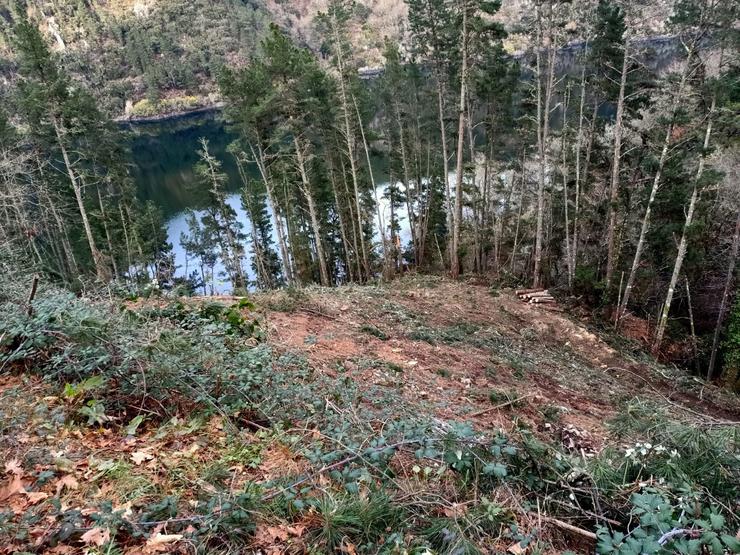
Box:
530, 513, 597, 540
469, 393, 535, 418
658, 527, 700, 545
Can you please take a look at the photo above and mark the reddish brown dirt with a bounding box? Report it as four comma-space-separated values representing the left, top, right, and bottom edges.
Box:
259, 277, 740, 441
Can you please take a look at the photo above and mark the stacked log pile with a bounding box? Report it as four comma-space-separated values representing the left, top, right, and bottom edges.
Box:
515, 288, 560, 309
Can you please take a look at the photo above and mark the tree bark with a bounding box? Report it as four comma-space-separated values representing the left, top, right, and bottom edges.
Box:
617, 44, 695, 323
653, 97, 715, 351
533, 4, 555, 288
451, 4, 468, 279
294, 136, 330, 286
331, 16, 369, 280
51, 114, 107, 281
707, 210, 740, 381
250, 142, 295, 285
605, 45, 630, 290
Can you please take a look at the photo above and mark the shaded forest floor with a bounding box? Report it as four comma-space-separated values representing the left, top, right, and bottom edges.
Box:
1, 275, 738, 554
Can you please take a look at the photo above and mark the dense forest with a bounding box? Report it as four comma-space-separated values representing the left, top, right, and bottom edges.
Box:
1, 1, 739, 553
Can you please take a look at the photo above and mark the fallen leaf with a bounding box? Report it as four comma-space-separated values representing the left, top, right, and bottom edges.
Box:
4, 459, 23, 475
0, 473, 24, 500
286, 524, 306, 537
81, 527, 110, 546
147, 533, 183, 545
55, 475, 79, 495
264, 526, 289, 542
131, 451, 154, 465
144, 533, 183, 552
508, 541, 526, 554
23, 491, 49, 504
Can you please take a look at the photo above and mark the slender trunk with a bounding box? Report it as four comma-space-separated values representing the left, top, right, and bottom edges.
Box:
294, 136, 330, 286
618, 48, 695, 322
96, 185, 118, 279
436, 78, 453, 267
332, 20, 369, 280
562, 84, 572, 290
605, 46, 630, 290
571, 65, 587, 285
353, 95, 389, 275
707, 210, 740, 381
510, 164, 525, 274
118, 202, 132, 280
653, 98, 715, 351
327, 155, 354, 282
685, 277, 699, 373
533, 6, 555, 288
395, 104, 418, 264
251, 142, 294, 285
339, 155, 363, 280
233, 152, 271, 288
451, 5, 468, 279
51, 114, 107, 281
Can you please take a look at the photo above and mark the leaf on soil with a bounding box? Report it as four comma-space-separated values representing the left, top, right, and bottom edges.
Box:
81, 527, 110, 546
55, 475, 79, 495
23, 490, 49, 504
0, 473, 24, 500
4, 459, 23, 475
508, 541, 526, 554
131, 451, 154, 465
144, 533, 183, 552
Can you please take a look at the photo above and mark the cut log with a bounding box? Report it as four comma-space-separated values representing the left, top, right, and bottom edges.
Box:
531, 297, 556, 304
516, 288, 545, 296
521, 290, 551, 299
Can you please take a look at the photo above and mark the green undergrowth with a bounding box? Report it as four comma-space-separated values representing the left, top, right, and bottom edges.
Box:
1, 284, 739, 554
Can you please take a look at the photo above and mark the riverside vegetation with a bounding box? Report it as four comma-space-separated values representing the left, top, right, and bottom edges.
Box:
1, 0, 739, 553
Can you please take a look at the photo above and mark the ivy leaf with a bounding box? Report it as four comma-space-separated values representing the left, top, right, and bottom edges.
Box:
720, 535, 740, 551
708, 513, 724, 530
482, 463, 507, 478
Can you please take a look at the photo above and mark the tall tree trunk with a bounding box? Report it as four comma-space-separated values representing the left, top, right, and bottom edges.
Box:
353, 95, 390, 276
605, 45, 630, 290
233, 152, 272, 288
707, 211, 740, 380
327, 154, 354, 282
533, 5, 555, 288
436, 78, 453, 268
331, 18, 369, 280
250, 142, 295, 285
451, 5, 468, 279
570, 67, 586, 286
294, 136, 330, 286
339, 155, 363, 279
562, 84, 573, 290
395, 104, 418, 265
118, 202, 132, 280
201, 140, 246, 290
618, 47, 695, 322
653, 98, 715, 351
96, 184, 118, 279
51, 114, 107, 281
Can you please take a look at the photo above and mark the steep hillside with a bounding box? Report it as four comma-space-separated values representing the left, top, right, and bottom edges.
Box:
0, 0, 274, 116
0, 0, 677, 118
1, 276, 738, 553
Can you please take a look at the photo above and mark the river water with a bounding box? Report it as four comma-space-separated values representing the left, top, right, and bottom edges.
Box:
127, 111, 406, 291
